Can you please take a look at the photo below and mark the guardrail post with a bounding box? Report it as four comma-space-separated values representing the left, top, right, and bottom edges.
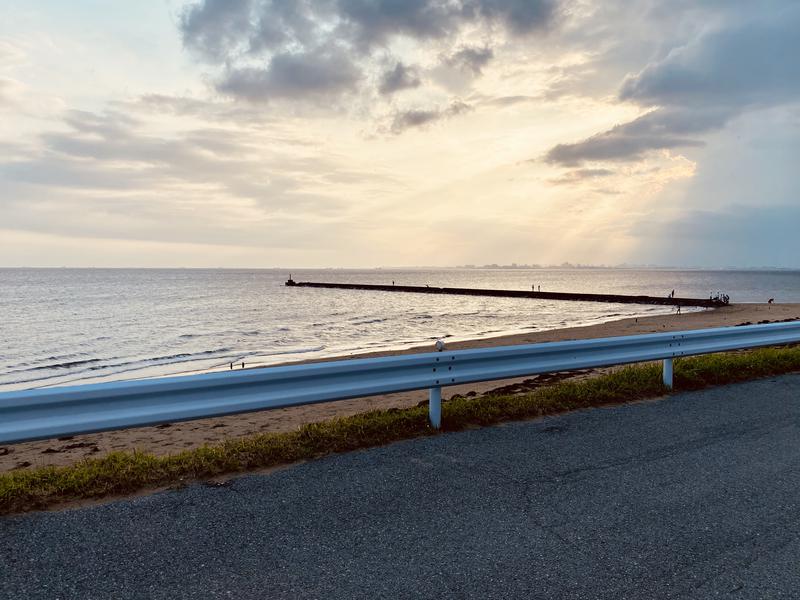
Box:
429, 387, 442, 429
663, 358, 674, 389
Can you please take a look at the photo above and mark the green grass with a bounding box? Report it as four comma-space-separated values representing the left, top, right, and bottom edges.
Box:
2, 345, 800, 515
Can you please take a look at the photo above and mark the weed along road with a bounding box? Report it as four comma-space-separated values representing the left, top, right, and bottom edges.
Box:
3, 375, 800, 599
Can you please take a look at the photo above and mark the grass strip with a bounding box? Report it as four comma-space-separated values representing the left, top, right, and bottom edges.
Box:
2, 345, 800, 515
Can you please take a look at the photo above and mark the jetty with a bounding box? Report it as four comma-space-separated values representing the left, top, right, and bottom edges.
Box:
285, 279, 725, 308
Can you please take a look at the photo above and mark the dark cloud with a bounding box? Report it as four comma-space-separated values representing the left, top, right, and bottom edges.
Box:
336, 0, 461, 47
218, 46, 362, 101
390, 100, 471, 134
378, 62, 421, 95
620, 11, 800, 109
545, 4, 800, 166
180, 0, 560, 101
445, 46, 494, 74
180, 0, 255, 61
390, 109, 438, 132
466, 0, 557, 35
544, 109, 715, 166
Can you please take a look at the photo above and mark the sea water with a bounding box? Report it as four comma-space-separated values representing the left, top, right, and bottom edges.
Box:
1, 268, 799, 392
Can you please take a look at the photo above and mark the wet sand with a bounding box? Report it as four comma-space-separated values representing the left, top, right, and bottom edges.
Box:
2, 302, 799, 473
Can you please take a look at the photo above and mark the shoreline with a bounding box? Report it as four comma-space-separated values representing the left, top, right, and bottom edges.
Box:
2, 302, 799, 473
8, 303, 685, 392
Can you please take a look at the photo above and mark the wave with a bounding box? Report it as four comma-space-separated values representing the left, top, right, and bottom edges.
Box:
28, 358, 103, 371
1, 347, 235, 387
1, 344, 333, 390
2, 352, 101, 373
349, 318, 387, 325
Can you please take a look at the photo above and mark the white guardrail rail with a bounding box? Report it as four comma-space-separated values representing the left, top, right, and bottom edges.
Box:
1, 321, 799, 444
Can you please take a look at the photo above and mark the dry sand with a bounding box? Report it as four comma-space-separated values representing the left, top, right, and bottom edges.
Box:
2, 302, 799, 473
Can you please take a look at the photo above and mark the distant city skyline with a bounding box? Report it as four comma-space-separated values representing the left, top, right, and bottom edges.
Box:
1, 1, 799, 268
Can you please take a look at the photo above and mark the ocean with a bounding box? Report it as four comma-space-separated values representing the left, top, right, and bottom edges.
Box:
2, 268, 799, 392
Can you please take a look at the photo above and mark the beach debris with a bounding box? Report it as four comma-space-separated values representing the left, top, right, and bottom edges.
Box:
62, 442, 99, 451
0, 447, 11, 456
434, 339, 446, 352
40, 441, 100, 454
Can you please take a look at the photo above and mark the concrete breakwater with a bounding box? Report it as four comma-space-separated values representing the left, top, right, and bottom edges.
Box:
285, 280, 724, 308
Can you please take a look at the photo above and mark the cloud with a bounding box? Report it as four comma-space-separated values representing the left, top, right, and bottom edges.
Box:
389, 100, 471, 134
544, 109, 714, 166
335, 0, 462, 47
1, 109, 364, 214
549, 168, 614, 185
545, 4, 800, 165
180, 0, 561, 102
180, 0, 255, 61
218, 46, 362, 102
467, 0, 557, 35
378, 62, 421, 95
445, 46, 494, 75
620, 10, 800, 109
480, 94, 538, 107
0, 40, 25, 66
0, 77, 23, 107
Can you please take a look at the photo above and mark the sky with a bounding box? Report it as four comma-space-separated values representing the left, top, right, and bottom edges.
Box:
0, 0, 798, 268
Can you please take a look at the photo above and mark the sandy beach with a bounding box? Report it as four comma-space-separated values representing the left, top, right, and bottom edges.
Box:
2, 302, 799, 473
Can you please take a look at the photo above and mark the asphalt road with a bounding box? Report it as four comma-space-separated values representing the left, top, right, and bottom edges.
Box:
3, 374, 800, 599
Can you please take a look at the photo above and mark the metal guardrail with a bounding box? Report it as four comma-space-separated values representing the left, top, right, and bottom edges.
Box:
1, 321, 799, 444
